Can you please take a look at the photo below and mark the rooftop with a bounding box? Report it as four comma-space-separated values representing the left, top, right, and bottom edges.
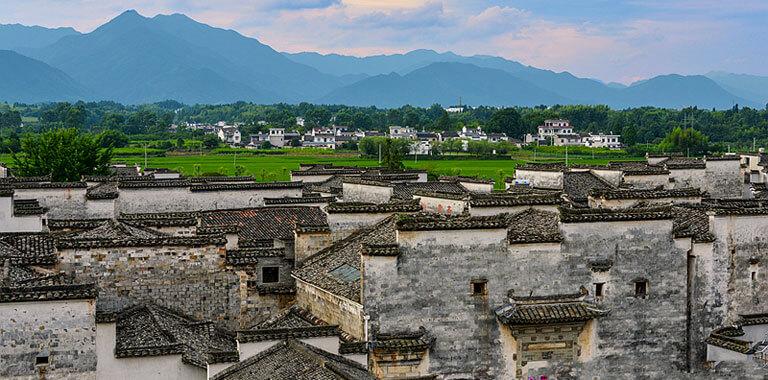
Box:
507, 209, 562, 244
496, 289, 610, 326
201, 207, 327, 247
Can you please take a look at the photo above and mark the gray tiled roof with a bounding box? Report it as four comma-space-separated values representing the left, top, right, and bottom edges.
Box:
395, 213, 509, 231
0, 233, 56, 265
326, 200, 421, 214
13, 199, 46, 215
55, 219, 226, 248
201, 207, 327, 247
115, 303, 237, 368
590, 187, 701, 200
86, 182, 118, 199
469, 192, 563, 207
0, 260, 97, 303
559, 205, 675, 223
392, 181, 468, 200
563, 171, 615, 202
673, 206, 715, 242
496, 290, 610, 325
293, 215, 396, 303
507, 209, 562, 244
211, 339, 376, 380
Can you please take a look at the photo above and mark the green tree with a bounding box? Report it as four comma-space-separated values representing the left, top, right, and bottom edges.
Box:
658, 126, 708, 155
382, 139, 404, 170
12, 128, 112, 181
335, 112, 353, 126
436, 111, 452, 130
404, 110, 419, 128
289, 138, 302, 147
202, 134, 221, 150
621, 124, 638, 147
261, 141, 273, 149
486, 108, 524, 138
99, 129, 129, 148
176, 138, 185, 149
64, 105, 86, 129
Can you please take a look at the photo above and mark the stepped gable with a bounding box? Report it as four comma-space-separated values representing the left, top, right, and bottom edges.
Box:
705, 326, 752, 354
469, 192, 563, 207
200, 207, 327, 247
664, 158, 706, 169
392, 181, 468, 200
515, 162, 567, 172
307, 175, 345, 195
438, 175, 494, 184
559, 205, 675, 223
507, 209, 562, 244
189, 176, 255, 183
672, 206, 715, 242
225, 248, 284, 266
326, 199, 421, 214
211, 339, 376, 380
117, 179, 191, 188
190, 181, 303, 192
48, 219, 109, 230
562, 171, 616, 202
293, 215, 397, 303
590, 187, 701, 200
263, 195, 336, 205
86, 182, 118, 199
115, 303, 237, 368
395, 213, 509, 231
12, 198, 46, 215
0, 233, 57, 265
609, 161, 669, 175
11, 181, 87, 189
496, 288, 610, 326
0, 260, 97, 303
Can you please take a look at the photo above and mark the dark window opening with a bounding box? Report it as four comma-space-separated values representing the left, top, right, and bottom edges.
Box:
262, 267, 279, 284
594, 283, 604, 297
471, 280, 487, 296
752, 272, 757, 281
634, 280, 648, 298
35, 355, 49, 366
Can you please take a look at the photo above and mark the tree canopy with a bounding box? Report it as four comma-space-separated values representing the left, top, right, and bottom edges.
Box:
486, 108, 525, 138
11, 128, 113, 181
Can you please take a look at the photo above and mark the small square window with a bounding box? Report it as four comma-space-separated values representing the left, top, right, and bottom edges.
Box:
634, 280, 648, 298
594, 283, 604, 298
262, 267, 279, 284
35, 355, 49, 366
752, 272, 757, 282
471, 280, 487, 296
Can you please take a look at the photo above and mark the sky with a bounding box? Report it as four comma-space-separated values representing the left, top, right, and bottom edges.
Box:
1, 0, 767, 84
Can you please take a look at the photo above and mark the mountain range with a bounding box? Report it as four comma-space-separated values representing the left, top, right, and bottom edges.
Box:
0, 10, 766, 109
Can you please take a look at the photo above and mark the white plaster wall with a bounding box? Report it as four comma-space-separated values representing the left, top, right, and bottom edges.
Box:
342, 183, 393, 204
621, 174, 670, 189
469, 205, 559, 216
742, 325, 768, 343
290, 173, 334, 183
460, 182, 493, 193
238, 340, 280, 361
590, 169, 622, 187
13, 187, 88, 219
207, 362, 232, 379
590, 196, 701, 209
418, 196, 466, 215
343, 353, 368, 367
0, 196, 43, 232
706, 344, 749, 363
704, 160, 743, 199
299, 336, 340, 354
327, 212, 393, 242
668, 168, 706, 190
85, 198, 116, 219
396, 228, 507, 250
96, 322, 205, 380
116, 187, 301, 214
647, 157, 668, 166
514, 170, 563, 190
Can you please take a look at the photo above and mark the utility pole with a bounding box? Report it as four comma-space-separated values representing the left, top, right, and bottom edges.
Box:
234, 151, 237, 168
378, 144, 381, 165
565, 143, 568, 166
754, 137, 757, 152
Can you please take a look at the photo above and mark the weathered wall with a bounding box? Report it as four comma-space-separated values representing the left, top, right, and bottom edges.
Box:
327, 212, 393, 242
12, 188, 96, 219
342, 183, 393, 204
669, 168, 706, 190
289, 173, 335, 183
0, 299, 96, 380
704, 160, 743, 199
116, 187, 301, 214
96, 322, 206, 380
621, 173, 670, 189
295, 279, 364, 340
590, 169, 622, 187
57, 245, 244, 327
0, 196, 44, 232
418, 195, 466, 215
294, 231, 330, 265
459, 182, 493, 193
588, 196, 701, 209
514, 170, 563, 190
363, 219, 690, 379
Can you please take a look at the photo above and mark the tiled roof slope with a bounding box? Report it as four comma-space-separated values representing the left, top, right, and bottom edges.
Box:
201, 207, 327, 247
590, 188, 701, 200
705, 326, 751, 354
86, 182, 118, 199
470, 192, 563, 207
496, 290, 610, 326
563, 171, 615, 202
392, 181, 468, 200
55, 219, 225, 248
293, 215, 396, 303
395, 213, 509, 231
0, 260, 97, 303
0, 233, 57, 265
115, 303, 237, 368
211, 339, 376, 380
326, 200, 421, 214
507, 209, 562, 244
559, 205, 675, 223
672, 206, 715, 242
13, 199, 46, 215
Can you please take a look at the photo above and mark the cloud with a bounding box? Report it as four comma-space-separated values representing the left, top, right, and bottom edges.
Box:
349, 2, 449, 29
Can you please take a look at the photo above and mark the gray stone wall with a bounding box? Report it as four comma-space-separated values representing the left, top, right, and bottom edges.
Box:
704, 160, 743, 199
363, 219, 690, 379
342, 183, 393, 204
57, 245, 244, 328
327, 212, 393, 242
0, 299, 97, 380
514, 170, 563, 190
621, 173, 670, 189
116, 187, 301, 214
296, 279, 364, 340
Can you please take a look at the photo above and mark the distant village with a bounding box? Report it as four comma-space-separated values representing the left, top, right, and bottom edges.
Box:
185, 117, 622, 152
3, 145, 768, 379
